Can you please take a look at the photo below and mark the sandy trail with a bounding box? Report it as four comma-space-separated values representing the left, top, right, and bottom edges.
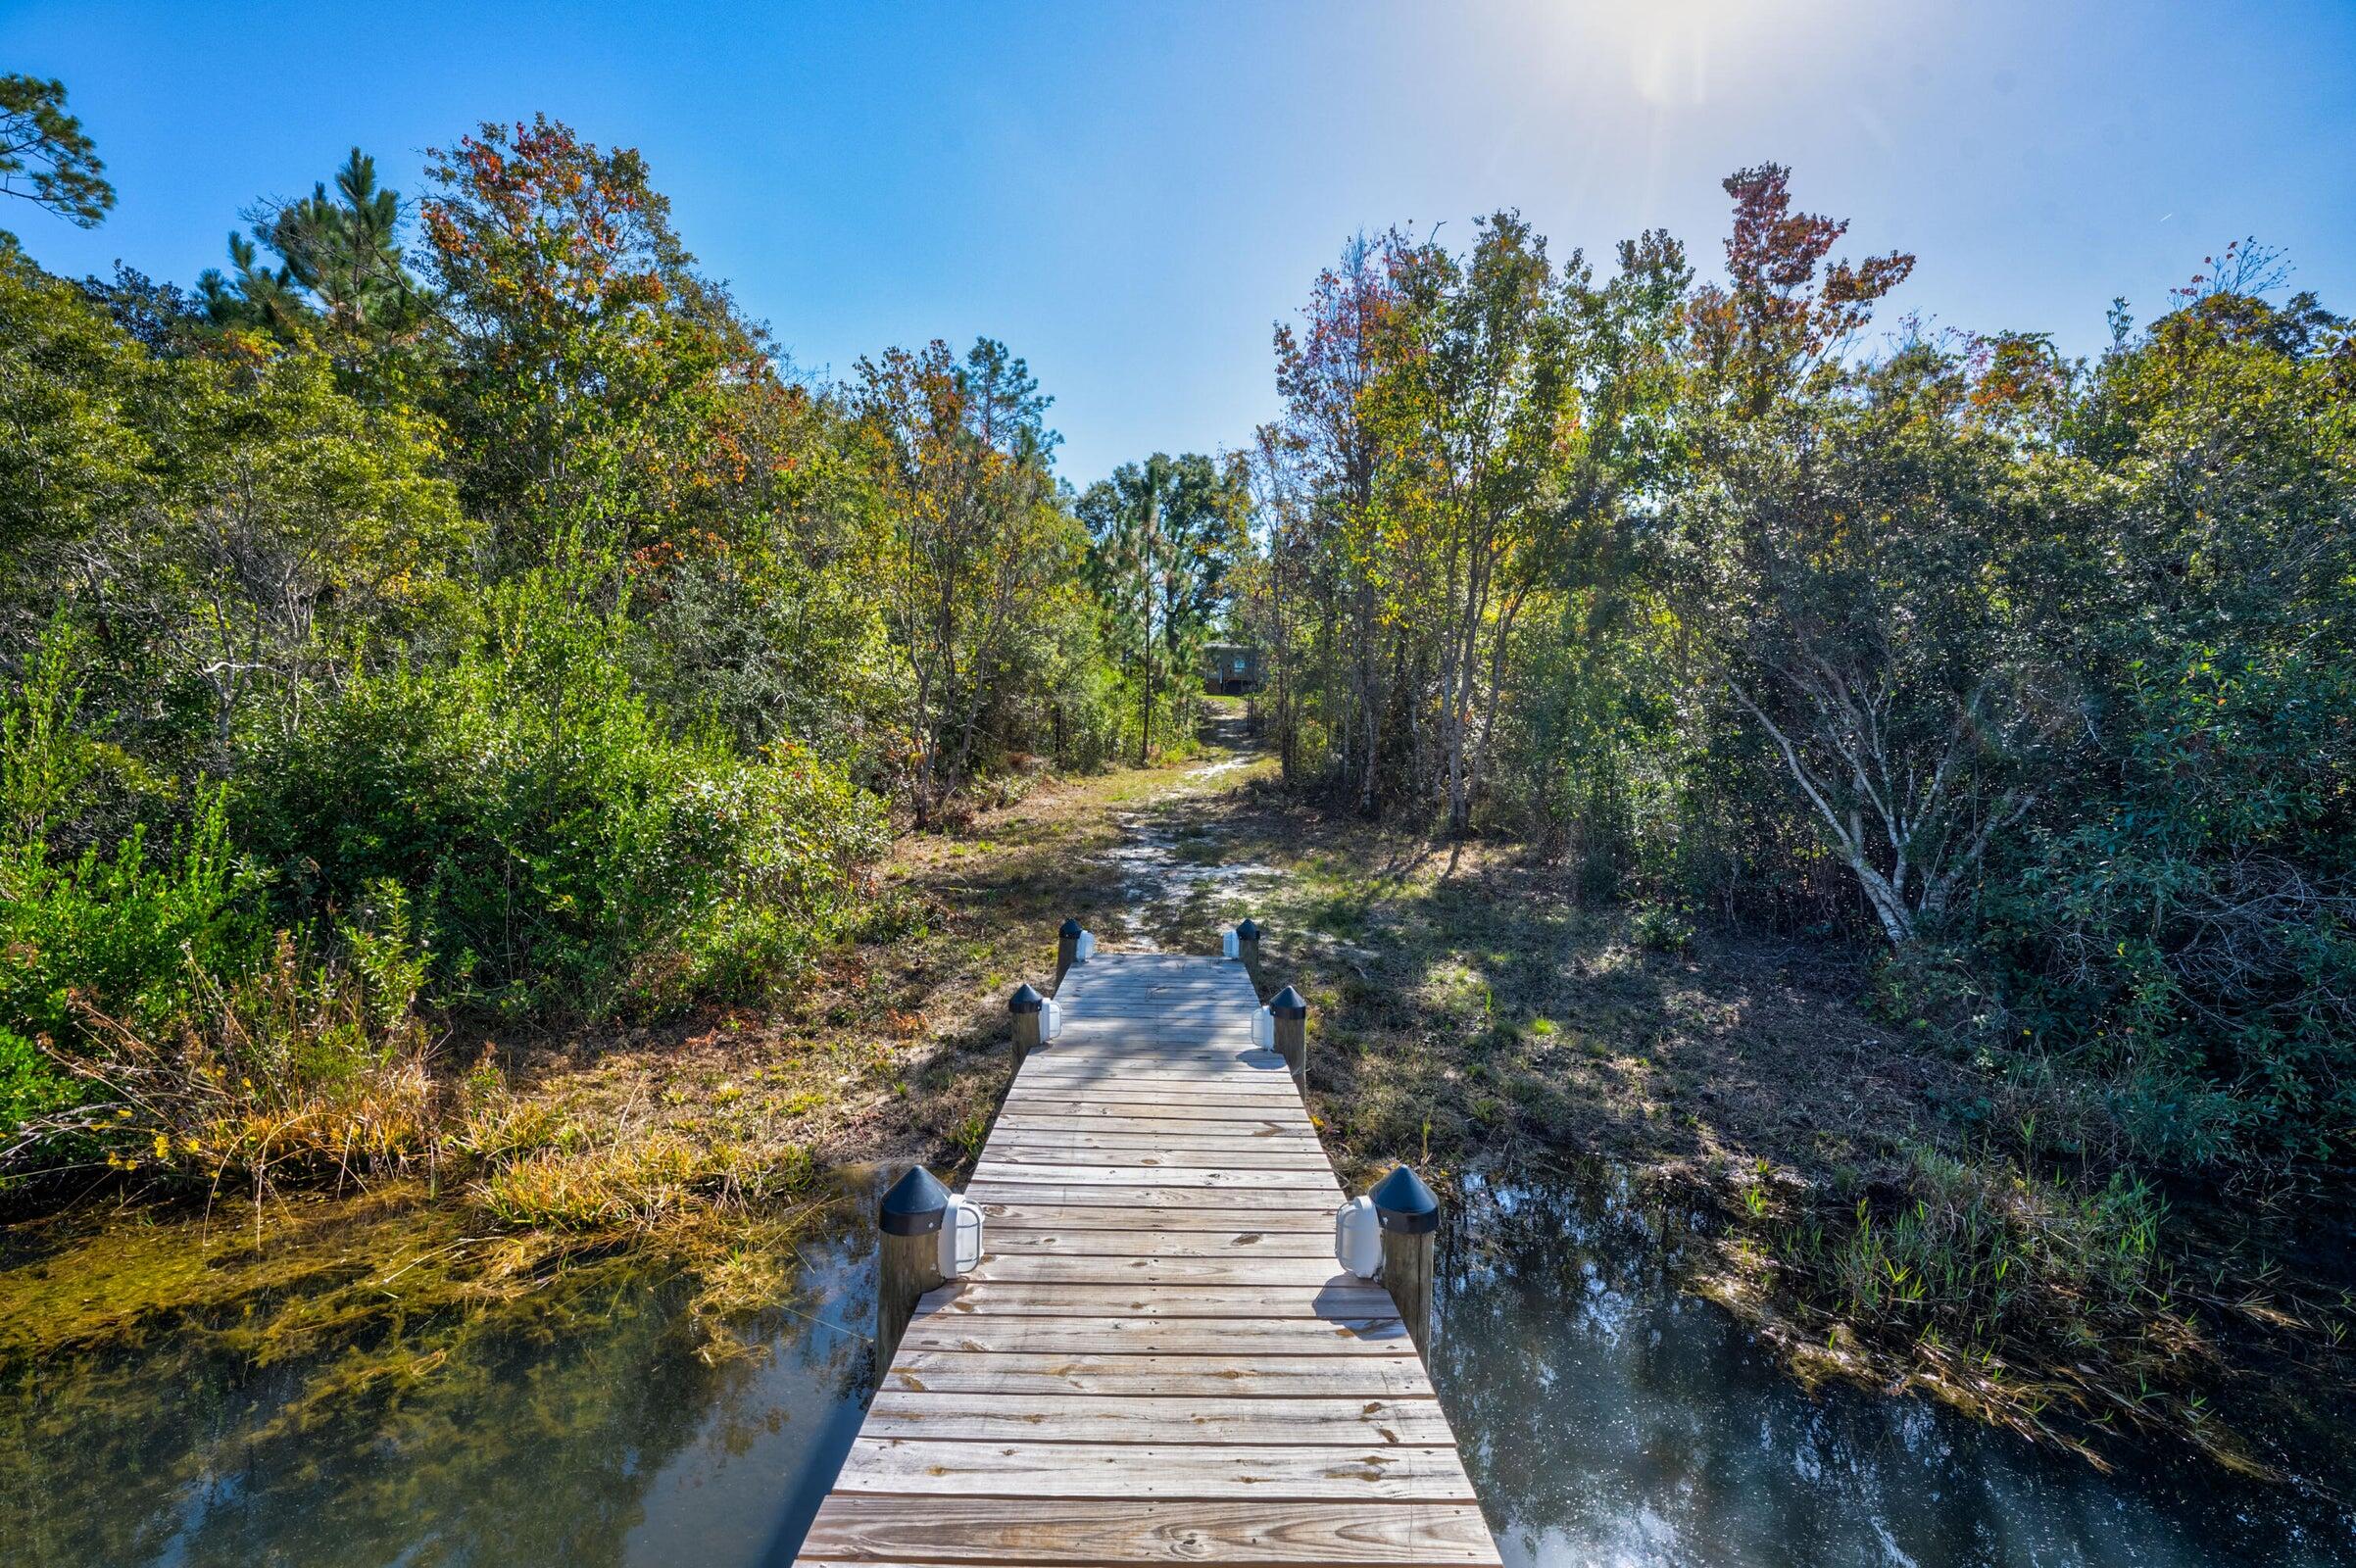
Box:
1093, 710, 1274, 950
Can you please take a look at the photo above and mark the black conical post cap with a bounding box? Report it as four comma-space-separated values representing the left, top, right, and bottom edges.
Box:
1237, 918, 1260, 942
879, 1166, 950, 1235
1008, 982, 1044, 1014
1268, 985, 1307, 1019
1371, 1165, 1439, 1234
1059, 917, 1083, 938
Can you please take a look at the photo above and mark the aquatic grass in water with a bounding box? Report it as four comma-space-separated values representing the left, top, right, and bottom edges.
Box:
0, 1171, 888, 1566
475, 1132, 816, 1232
1776, 1149, 2156, 1326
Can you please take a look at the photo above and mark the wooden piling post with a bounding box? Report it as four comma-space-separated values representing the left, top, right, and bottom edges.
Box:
1235, 918, 1261, 987
1372, 1164, 1439, 1355
1007, 983, 1045, 1069
1269, 985, 1307, 1089
1055, 917, 1082, 990
876, 1166, 949, 1369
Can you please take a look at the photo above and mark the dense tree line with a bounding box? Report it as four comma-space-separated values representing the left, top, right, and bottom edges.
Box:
1244, 171, 2354, 1185
0, 88, 1226, 1182
3, 69, 2348, 1269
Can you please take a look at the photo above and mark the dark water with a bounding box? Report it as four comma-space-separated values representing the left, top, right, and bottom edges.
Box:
1434, 1170, 2355, 1568
2, 1166, 2348, 1566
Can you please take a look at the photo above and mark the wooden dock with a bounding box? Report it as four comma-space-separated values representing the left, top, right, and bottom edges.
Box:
796, 950, 1501, 1567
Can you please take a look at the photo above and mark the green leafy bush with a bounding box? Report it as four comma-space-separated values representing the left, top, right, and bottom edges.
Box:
251, 575, 887, 1013
1631, 904, 1695, 956
0, 799, 265, 1091
1, 626, 269, 1137
1981, 649, 2356, 1171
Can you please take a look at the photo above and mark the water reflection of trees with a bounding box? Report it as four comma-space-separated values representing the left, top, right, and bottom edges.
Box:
1425, 1171, 2355, 1568
1432, 1173, 1723, 1555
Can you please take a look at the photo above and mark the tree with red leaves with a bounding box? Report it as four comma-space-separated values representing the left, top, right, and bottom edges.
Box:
1692, 162, 1914, 415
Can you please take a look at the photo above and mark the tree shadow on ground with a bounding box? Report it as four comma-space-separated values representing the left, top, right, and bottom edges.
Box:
1122, 768, 1985, 1205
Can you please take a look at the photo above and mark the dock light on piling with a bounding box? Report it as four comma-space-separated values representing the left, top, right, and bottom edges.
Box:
939, 1192, 984, 1278
876, 1165, 951, 1366
1268, 984, 1308, 1088
1223, 928, 1240, 959
1370, 1164, 1440, 1354
1236, 916, 1260, 963
1008, 983, 1045, 1067
881, 1165, 950, 1235
1371, 1164, 1438, 1233
1252, 1004, 1274, 1051
1075, 928, 1096, 963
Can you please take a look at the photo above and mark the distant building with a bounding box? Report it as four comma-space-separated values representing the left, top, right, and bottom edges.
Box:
1202, 643, 1263, 695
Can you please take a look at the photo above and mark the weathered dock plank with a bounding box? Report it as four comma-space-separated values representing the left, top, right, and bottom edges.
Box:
799, 1496, 1501, 1565
794, 949, 1499, 1568
861, 1392, 1456, 1445
883, 1350, 1439, 1397
981, 1226, 1340, 1257
833, 1438, 1479, 1500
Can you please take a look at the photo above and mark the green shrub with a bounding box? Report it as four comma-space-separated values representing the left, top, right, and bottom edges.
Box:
251, 575, 888, 1013
1631, 904, 1695, 956
1979, 650, 2356, 1171
0, 795, 267, 1138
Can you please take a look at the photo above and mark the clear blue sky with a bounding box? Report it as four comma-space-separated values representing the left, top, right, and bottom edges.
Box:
5, 1, 2351, 486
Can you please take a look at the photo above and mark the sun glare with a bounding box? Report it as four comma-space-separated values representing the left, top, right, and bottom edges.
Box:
1591, 0, 1799, 107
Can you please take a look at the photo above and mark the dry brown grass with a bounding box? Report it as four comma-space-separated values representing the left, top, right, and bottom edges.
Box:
16, 932, 441, 1207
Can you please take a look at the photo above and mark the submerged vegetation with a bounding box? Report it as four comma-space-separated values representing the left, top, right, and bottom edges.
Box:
1, 68, 2350, 1498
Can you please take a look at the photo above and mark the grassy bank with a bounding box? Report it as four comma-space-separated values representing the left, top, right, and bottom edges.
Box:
0, 744, 1214, 1375
1105, 766, 2351, 1487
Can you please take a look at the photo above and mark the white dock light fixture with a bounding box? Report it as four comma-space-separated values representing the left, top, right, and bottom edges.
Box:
1252, 1004, 1274, 1051
1334, 1195, 1381, 1279
1222, 927, 1240, 959
1074, 928, 1097, 963
939, 1192, 985, 1278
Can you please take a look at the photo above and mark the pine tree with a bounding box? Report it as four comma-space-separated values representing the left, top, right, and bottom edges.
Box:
197, 148, 423, 338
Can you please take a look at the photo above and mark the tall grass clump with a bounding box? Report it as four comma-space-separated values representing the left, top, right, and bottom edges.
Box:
1782, 1147, 2167, 1348
475, 1132, 815, 1233
7, 882, 439, 1197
